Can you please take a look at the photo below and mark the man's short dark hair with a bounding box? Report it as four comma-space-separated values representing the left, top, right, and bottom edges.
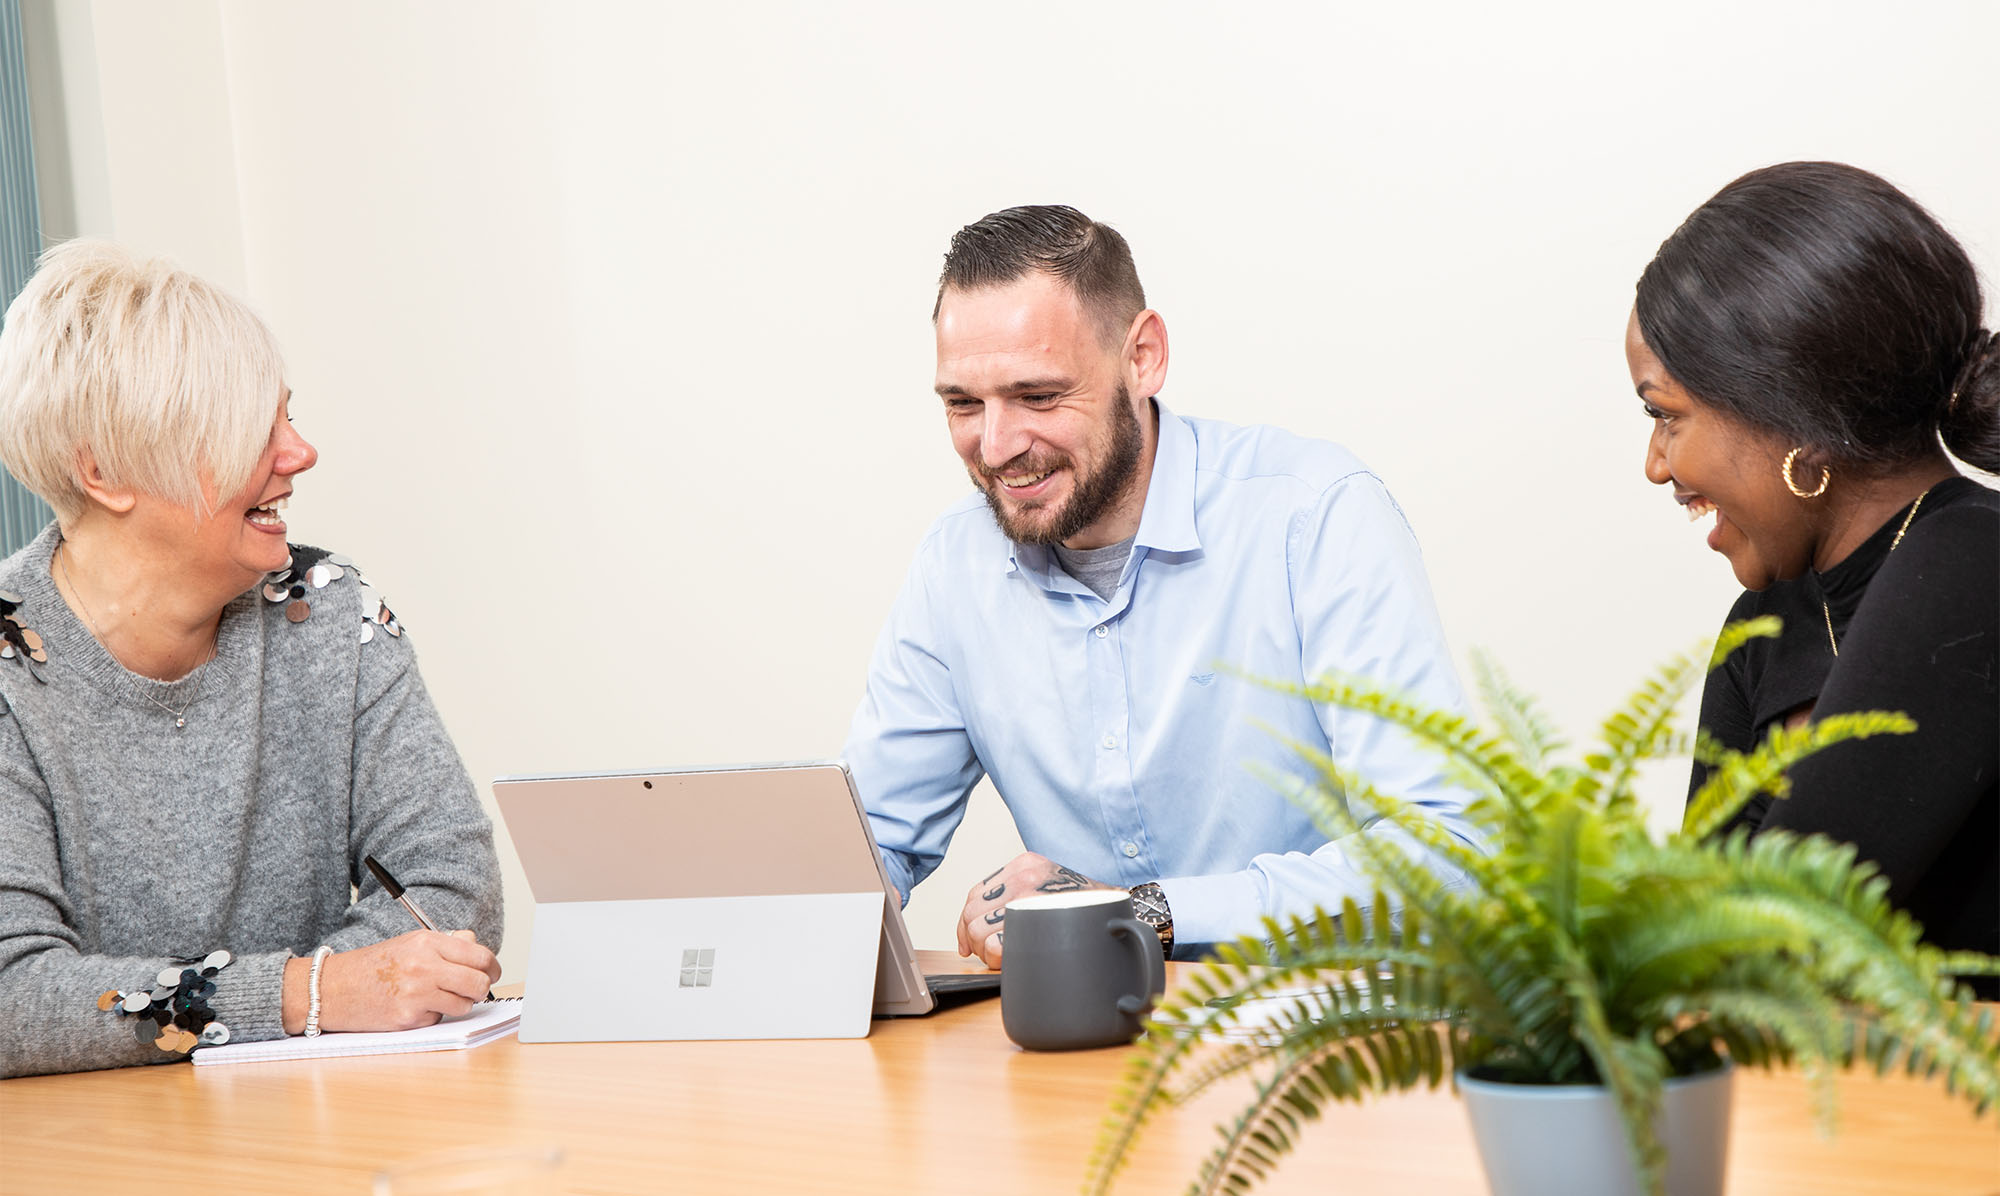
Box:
934, 205, 1146, 346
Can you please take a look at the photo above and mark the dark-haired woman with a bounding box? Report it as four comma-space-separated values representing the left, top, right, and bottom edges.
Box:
1626, 161, 1999, 976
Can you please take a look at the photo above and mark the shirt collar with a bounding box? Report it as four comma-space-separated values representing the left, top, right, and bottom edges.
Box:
1004, 399, 1202, 580
1131, 401, 1200, 554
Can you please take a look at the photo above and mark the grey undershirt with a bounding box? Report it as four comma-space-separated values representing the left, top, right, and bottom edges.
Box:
0, 525, 503, 1078
1052, 536, 1136, 601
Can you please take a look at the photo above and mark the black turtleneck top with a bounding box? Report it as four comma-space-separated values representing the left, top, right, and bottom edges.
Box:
1691, 476, 2000, 971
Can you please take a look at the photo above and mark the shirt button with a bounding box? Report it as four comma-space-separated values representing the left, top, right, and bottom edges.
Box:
1101, 734, 1117, 750
1121, 841, 1139, 858
1094, 625, 1109, 638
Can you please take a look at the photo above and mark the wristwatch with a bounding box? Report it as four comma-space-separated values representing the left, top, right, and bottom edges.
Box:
1128, 881, 1174, 959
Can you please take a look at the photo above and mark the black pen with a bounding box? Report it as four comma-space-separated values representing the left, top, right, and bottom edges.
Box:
364, 854, 439, 932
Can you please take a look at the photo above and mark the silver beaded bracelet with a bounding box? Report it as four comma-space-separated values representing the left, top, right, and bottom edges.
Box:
304, 944, 334, 1037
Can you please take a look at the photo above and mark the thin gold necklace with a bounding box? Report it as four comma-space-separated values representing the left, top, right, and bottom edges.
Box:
1822, 486, 1931, 658
56, 541, 215, 729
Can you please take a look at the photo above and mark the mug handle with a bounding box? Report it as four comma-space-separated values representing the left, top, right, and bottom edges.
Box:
1107, 917, 1167, 1015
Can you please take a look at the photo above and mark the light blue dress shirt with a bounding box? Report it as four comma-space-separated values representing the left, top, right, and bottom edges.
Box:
843, 404, 1478, 951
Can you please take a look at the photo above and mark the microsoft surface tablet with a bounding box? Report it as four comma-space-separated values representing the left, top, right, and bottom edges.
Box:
493, 760, 986, 1039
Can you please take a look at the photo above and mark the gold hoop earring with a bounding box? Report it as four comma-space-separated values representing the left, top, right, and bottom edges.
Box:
1782, 447, 1830, 499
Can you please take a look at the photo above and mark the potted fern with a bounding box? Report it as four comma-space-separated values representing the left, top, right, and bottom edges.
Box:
1088, 619, 2000, 1196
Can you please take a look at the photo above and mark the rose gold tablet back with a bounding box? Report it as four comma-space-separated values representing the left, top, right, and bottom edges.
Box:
492, 760, 934, 1015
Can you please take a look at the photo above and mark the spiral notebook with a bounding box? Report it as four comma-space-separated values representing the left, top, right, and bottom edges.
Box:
190, 998, 522, 1066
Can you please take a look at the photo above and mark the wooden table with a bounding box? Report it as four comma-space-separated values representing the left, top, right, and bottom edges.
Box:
3, 952, 1995, 1194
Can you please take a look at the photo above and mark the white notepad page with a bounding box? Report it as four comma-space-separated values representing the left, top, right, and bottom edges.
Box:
190, 999, 523, 1066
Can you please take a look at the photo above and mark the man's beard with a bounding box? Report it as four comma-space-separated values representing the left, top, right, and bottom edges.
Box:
973, 386, 1146, 546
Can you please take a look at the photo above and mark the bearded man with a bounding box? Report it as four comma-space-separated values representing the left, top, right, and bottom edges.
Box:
844, 205, 1478, 967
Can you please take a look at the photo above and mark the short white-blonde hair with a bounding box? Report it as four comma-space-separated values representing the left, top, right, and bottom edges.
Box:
0, 239, 286, 524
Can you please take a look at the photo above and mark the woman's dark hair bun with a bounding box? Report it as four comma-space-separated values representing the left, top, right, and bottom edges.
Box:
1942, 328, 2000, 473
1635, 162, 1998, 475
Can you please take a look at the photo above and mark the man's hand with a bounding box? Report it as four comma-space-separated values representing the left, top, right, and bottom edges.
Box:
956, 852, 1109, 968
283, 930, 501, 1034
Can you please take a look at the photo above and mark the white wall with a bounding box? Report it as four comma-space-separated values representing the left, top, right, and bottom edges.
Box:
21, 0, 2000, 982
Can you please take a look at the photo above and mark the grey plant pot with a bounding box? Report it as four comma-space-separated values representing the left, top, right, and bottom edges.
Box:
1457, 1063, 1733, 1196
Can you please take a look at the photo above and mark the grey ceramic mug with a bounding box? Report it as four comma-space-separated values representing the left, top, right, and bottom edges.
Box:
1000, 889, 1167, 1051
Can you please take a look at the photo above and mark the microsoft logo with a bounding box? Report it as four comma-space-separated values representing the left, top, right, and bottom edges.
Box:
678, 948, 716, 988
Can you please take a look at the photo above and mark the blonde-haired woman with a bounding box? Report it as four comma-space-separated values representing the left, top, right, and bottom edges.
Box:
0, 240, 501, 1077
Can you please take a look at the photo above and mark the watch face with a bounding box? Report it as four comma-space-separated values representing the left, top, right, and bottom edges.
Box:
1129, 883, 1173, 956
1132, 883, 1169, 926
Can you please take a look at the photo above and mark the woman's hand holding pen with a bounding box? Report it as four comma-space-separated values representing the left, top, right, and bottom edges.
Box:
281, 931, 501, 1035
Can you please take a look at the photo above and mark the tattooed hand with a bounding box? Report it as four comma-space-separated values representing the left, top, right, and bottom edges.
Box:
955, 852, 1109, 968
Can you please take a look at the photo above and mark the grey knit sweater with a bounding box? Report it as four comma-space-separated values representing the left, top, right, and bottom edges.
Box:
0, 525, 503, 1078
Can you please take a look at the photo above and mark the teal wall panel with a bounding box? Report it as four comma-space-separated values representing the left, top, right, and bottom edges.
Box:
0, 0, 54, 554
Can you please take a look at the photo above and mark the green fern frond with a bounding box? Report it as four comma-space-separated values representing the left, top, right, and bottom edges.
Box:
1695, 830, 1920, 976
1586, 645, 1706, 820
1089, 902, 1415, 1194
1188, 1023, 1452, 1196
1853, 982, 2000, 1114
1708, 616, 1783, 671
1686, 833, 2000, 1111
1166, 1001, 1397, 1102
1470, 649, 1567, 771
1597, 891, 1857, 1013
1095, 637, 1999, 1196
1652, 969, 1848, 1073
1248, 671, 1547, 831
1680, 712, 1917, 839
1170, 993, 1457, 1107
1691, 728, 1730, 767
1245, 754, 1581, 1077
1584, 617, 1781, 821
1683, 994, 1846, 1126
1644, 952, 1863, 1132
1553, 943, 1670, 1195
1255, 745, 1491, 886
1531, 801, 1589, 944
1936, 951, 2000, 977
